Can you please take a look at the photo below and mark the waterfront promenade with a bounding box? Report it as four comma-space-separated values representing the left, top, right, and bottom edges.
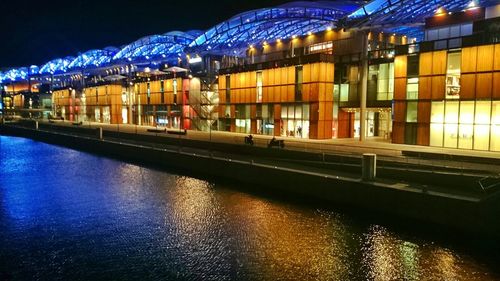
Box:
22, 119, 500, 173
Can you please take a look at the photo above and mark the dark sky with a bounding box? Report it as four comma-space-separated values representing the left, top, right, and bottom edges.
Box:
0, 0, 290, 68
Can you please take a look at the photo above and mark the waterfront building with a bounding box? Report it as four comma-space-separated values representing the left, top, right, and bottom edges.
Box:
1, 1, 499, 150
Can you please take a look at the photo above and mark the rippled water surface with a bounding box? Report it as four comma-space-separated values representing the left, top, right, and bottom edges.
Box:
1, 136, 499, 281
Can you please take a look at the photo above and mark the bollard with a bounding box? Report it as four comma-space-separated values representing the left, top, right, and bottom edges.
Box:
35, 121, 39, 130
362, 153, 377, 181
98, 127, 103, 140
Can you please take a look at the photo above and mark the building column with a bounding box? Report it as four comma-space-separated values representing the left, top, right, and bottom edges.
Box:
359, 31, 369, 142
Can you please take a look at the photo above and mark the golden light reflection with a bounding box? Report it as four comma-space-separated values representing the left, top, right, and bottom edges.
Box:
223, 194, 353, 280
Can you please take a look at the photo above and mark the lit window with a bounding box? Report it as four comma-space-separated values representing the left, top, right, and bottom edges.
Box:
256, 71, 263, 103
406, 101, 418, 123
445, 52, 461, 99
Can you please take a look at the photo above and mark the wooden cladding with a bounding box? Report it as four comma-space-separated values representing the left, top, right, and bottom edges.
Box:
460, 44, 499, 100
394, 77, 407, 100
134, 78, 180, 105
13, 95, 24, 107
419, 50, 447, 76
462, 44, 500, 73
394, 55, 407, 78
218, 62, 334, 104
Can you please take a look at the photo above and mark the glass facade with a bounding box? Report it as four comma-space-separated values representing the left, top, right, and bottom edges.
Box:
368, 63, 394, 101
445, 52, 461, 99
430, 101, 500, 151
256, 71, 263, 103
280, 104, 309, 138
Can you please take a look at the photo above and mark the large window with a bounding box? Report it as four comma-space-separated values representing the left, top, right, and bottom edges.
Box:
256, 71, 263, 103
430, 100, 499, 151
280, 104, 309, 138
235, 104, 250, 134
160, 80, 165, 104
257, 104, 274, 135
445, 52, 461, 99
335, 64, 353, 102
368, 63, 394, 101
430, 101, 445, 146
406, 78, 419, 100
295, 66, 303, 101
407, 55, 419, 77
225, 75, 230, 103
173, 78, 178, 104
406, 101, 418, 123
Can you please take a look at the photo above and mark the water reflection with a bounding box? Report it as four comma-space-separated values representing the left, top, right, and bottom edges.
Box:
361, 225, 495, 281
0, 136, 499, 281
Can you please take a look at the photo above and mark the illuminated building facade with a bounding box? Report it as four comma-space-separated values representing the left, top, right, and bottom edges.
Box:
1, 1, 499, 151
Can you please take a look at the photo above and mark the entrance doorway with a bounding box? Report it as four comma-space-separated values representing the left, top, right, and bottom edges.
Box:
352, 108, 392, 139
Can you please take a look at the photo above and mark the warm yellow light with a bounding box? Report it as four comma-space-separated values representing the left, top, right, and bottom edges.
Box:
467, 0, 478, 9
307, 31, 312, 36
326, 26, 332, 31
292, 35, 297, 39
436, 7, 446, 15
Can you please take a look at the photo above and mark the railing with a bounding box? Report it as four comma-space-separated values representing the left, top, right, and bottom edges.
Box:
478, 176, 500, 193
6, 117, 500, 198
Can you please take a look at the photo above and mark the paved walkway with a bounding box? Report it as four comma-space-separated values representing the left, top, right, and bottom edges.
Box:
16, 118, 500, 174
4, 119, 498, 201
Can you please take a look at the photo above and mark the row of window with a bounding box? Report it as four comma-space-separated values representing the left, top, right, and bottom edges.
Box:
225, 66, 305, 104
429, 100, 500, 151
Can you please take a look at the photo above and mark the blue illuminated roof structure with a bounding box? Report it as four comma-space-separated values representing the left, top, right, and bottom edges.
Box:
112, 30, 202, 63
29, 65, 39, 75
39, 57, 75, 74
345, 0, 498, 29
188, 1, 362, 55
0, 68, 29, 82
68, 48, 119, 69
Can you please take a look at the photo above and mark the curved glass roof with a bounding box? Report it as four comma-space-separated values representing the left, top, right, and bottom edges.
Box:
29, 65, 39, 75
39, 57, 75, 75
68, 48, 119, 69
0, 67, 28, 82
187, 1, 361, 55
345, 0, 498, 28
112, 30, 202, 62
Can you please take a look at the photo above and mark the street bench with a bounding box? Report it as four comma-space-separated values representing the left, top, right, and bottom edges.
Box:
147, 128, 166, 133
167, 129, 187, 135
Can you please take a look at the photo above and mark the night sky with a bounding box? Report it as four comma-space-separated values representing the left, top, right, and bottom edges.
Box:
0, 0, 290, 68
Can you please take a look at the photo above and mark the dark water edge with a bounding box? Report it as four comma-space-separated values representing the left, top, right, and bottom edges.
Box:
1, 135, 500, 281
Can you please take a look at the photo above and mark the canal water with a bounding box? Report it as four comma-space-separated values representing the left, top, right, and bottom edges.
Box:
1, 135, 499, 281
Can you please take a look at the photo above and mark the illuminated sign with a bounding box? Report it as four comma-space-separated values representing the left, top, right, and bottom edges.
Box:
189, 57, 202, 64
308, 41, 333, 53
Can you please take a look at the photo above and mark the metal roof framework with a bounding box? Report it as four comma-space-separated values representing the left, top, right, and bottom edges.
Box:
68, 48, 119, 70
39, 57, 75, 75
112, 30, 202, 62
187, 2, 360, 55
0, 68, 28, 83
344, 0, 497, 31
